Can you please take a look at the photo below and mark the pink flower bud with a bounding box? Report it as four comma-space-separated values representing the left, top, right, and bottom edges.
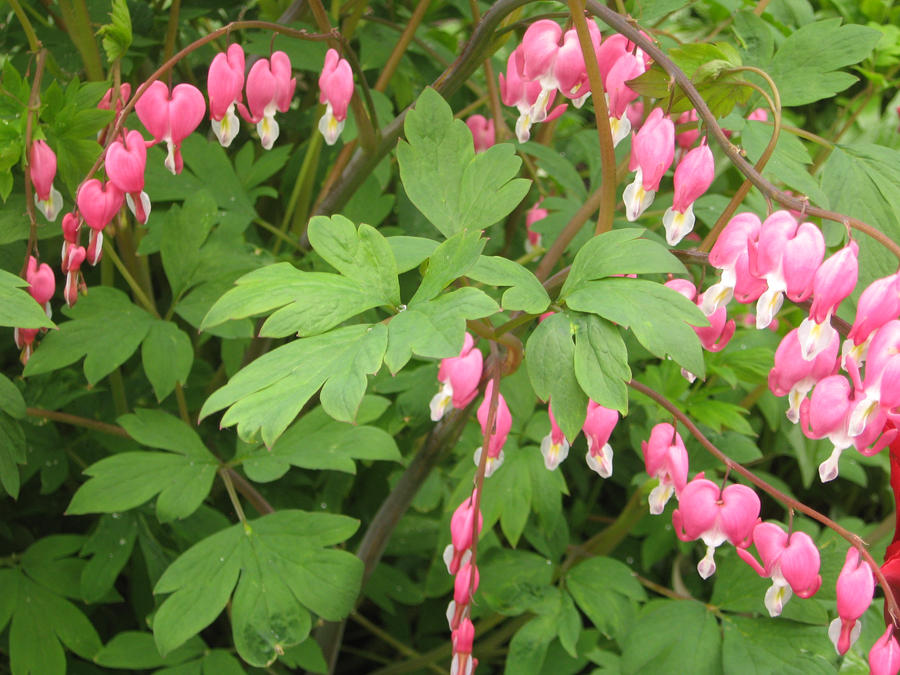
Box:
443, 495, 483, 575
829, 547, 875, 655
98, 83, 131, 113
135, 81, 206, 174
207, 43, 246, 147
525, 200, 547, 252
105, 130, 151, 224
675, 109, 700, 149
29, 140, 63, 221
583, 400, 618, 478
809, 241, 859, 324
26, 256, 55, 308
63, 245, 87, 307
318, 49, 353, 146
451, 617, 475, 675
663, 140, 714, 245
431, 333, 484, 421
624, 107, 674, 221
540, 403, 570, 471
747, 108, 768, 122
870, 626, 900, 675
465, 115, 495, 153
239, 52, 296, 150
642, 423, 689, 514
736, 521, 821, 616
673, 476, 760, 579
605, 52, 644, 145
473, 381, 512, 477
447, 562, 479, 630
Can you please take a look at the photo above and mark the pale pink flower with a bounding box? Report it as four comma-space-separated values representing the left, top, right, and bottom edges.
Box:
642, 423, 689, 514
443, 495, 483, 575
207, 43, 246, 147
701, 212, 766, 313
768, 327, 839, 423
238, 51, 296, 150
430, 333, 483, 421
828, 547, 875, 655
583, 400, 618, 477
29, 140, 63, 221
473, 381, 512, 477
318, 49, 353, 146
870, 626, 900, 675
540, 403, 570, 471
798, 241, 858, 361
663, 140, 714, 245
624, 107, 674, 221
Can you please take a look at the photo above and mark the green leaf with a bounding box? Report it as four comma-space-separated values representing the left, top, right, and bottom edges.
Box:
410, 229, 485, 304
565, 278, 708, 377
505, 614, 555, 675
0, 373, 25, 419
201, 324, 387, 445
560, 229, 686, 299
153, 511, 362, 666
307, 215, 400, 306
397, 87, 531, 237
572, 313, 631, 414
689, 399, 756, 436
94, 632, 206, 669
518, 141, 587, 200
201, 264, 385, 338
142, 320, 194, 402
24, 287, 153, 384
525, 312, 588, 440
0, 414, 25, 499
245, 406, 400, 479
477, 548, 555, 615
7, 571, 102, 674
492, 447, 533, 546
67, 411, 217, 522
385, 287, 499, 373
768, 19, 882, 106
721, 615, 835, 675
0, 269, 55, 329
557, 592, 582, 659
467, 256, 551, 314
161, 191, 218, 297
567, 556, 646, 643
386, 236, 438, 273
97, 0, 133, 62
621, 600, 721, 675
80, 513, 138, 603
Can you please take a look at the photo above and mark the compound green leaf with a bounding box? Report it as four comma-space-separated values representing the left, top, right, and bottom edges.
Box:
397, 87, 530, 238
0, 413, 26, 498
94, 631, 206, 669
387, 236, 438, 273
142, 320, 194, 402
567, 556, 646, 644
467, 255, 551, 314
80, 512, 138, 603
572, 313, 631, 414
410, 229, 485, 304
566, 278, 708, 377
621, 600, 720, 675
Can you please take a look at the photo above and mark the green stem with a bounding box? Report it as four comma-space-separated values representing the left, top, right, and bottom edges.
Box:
349, 613, 446, 675
274, 131, 323, 254
162, 0, 182, 65
220, 468, 250, 531
374, 0, 432, 92
102, 240, 160, 318
255, 218, 303, 252
8, 0, 41, 51
57, 0, 105, 80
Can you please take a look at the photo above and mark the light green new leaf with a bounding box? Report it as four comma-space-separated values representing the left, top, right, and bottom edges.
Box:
201, 324, 387, 445
68, 411, 217, 522
572, 313, 631, 414
0, 269, 56, 329
768, 19, 881, 106
243, 406, 400, 479
467, 256, 550, 314
201, 264, 385, 338
153, 511, 362, 667
307, 215, 400, 306
80, 513, 138, 603
142, 320, 194, 402
565, 278, 708, 377
385, 287, 498, 373
23, 287, 153, 384
410, 229, 485, 304
397, 87, 530, 238
387, 236, 438, 273
560, 229, 686, 299
525, 312, 588, 440
98, 0, 132, 63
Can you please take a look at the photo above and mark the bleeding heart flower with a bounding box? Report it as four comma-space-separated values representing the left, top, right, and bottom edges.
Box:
642, 423, 690, 514
318, 49, 353, 146
583, 400, 618, 478
624, 107, 674, 221
76, 179, 124, 266
829, 547, 875, 655
29, 140, 63, 221
105, 130, 151, 224
465, 115, 495, 153
135, 80, 206, 174
207, 43, 246, 148
540, 402, 570, 471
473, 380, 512, 478
239, 51, 296, 150
430, 333, 484, 421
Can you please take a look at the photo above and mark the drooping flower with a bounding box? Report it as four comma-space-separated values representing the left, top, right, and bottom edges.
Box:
430, 333, 484, 421
443, 494, 483, 575
870, 626, 900, 675
583, 400, 618, 477
29, 140, 63, 221
63, 244, 87, 308
672, 475, 760, 579
105, 129, 150, 224
499, 48, 566, 143
674, 109, 700, 149
605, 52, 645, 146
642, 423, 690, 515
845, 273, 900, 366
60, 212, 81, 274
662, 140, 714, 245
553, 25, 601, 107
768, 327, 839, 423
798, 241, 858, 361
798, 374, 856, 482
207, 43, 246, 148
238, 51, 296, 150
25, 255, 55, 317
135, 80, 206, 174
623, 107, 674, 221
525, 199, 547, 253
446, 562, 479, 630
76, 179, 125, 265
318, 49, 354, 146
736, 521, 822, 616
473, 381, 513, 477
540, 403, 570, 471
450, 618, 475, 675
828, 547, 875, 655
701, 212, 766, 314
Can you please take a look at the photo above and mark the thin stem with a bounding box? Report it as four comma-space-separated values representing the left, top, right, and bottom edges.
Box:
374, 0, 433, 93
255, 217, 303, 252
584, 1, 900, 263
628, 378, 900, 627
162, 0, 182, 65
220, 467, 250, 529
349, 612, 447, 675
175, 383, 190, 424
700, 68, 781, 252
20, 48, 47, 277
102, 240, 161, 318
8, 0, 41, 52
26, 407, 129, 437
567, 0, 615, 236
57, 0, 105, 80
226, 468, 275, 515
534, 180, 604, 281
277, 131, 323, 253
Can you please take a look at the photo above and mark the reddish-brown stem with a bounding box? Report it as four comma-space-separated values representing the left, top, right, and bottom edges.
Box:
20, 48, 47, 277
628, 379, 900, 626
